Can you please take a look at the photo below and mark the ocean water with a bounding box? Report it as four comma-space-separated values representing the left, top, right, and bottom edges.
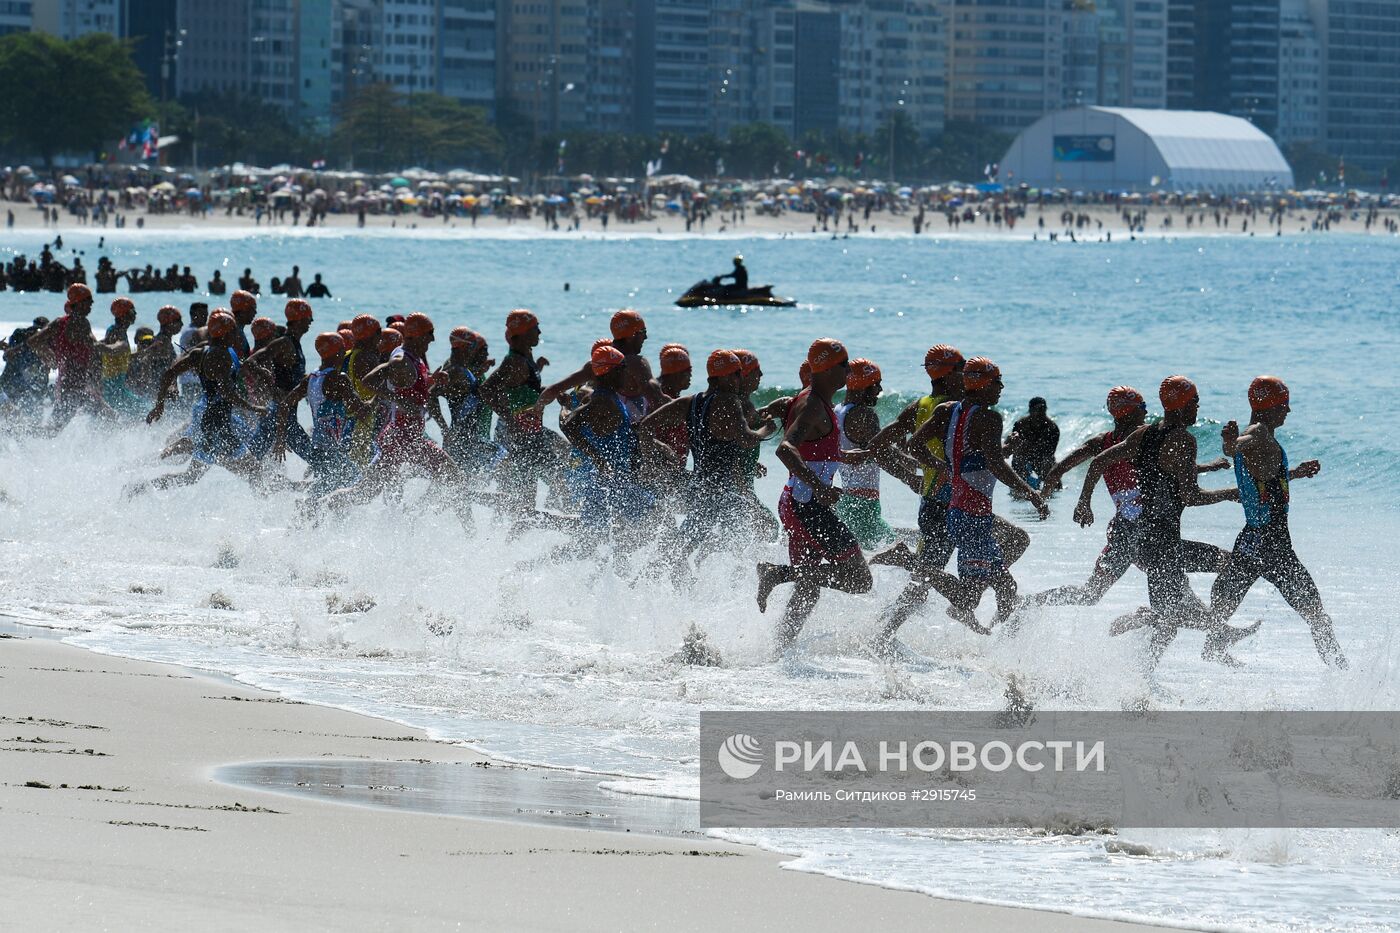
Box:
2, 227, 1399, 931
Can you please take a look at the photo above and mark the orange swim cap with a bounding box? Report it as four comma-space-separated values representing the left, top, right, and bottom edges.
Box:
66, 282, 92, 304
402, 312, 434, 338
378, 329, 403, 354
250, 317, 277, 342
111, 296, 135, 318
660, 343, 691, 375
1248, 375, 1289, 411
506, 308, 538, 338
807, 337, 848, 374
1106, 385, 1145, 417
157, 305, 182, 327
230, 290, 256, 314
350, 313, 381, 341
924, 344, 964, 379
706, 349, 742, 378
962, 357, 1001, 391
610, 309, 646, 340
284, 299, 313, 323
337, 327, 355, 348
314, 332, 345, 360
592, 343, 626, 376
733, 348, 760, 375
389, 320, 406, 333
206, 311, 236, 340
799, 360, 812, 387
446, 326, 476, 349
1159, 375, 1198, 412
846, 358, 882, 392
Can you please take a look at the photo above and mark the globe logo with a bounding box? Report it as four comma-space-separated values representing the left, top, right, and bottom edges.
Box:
717, 733, 763, 780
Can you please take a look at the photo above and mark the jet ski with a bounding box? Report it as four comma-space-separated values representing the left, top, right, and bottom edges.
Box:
674, 277, 797, 308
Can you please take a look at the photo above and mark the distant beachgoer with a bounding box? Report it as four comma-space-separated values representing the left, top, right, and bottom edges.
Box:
305, 273, 331, 299
208, 270, 226, 295
238, 268, 260, 295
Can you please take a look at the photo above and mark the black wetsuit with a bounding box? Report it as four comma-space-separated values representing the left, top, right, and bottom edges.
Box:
1133, 423, 1203, 617
1211, 443, 1324, 619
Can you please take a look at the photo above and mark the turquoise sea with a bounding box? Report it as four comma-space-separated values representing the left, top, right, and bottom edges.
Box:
2, 227, 1398, 931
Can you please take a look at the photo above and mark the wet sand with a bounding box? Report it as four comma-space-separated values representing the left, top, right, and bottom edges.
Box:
0, 627, 1168, 931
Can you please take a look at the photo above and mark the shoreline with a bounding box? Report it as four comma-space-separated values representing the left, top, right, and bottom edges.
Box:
5, 198, 1395, 241
0, 620, 1166, 932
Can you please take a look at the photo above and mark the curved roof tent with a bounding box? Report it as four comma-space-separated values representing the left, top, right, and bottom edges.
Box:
997, 107, 1294, 192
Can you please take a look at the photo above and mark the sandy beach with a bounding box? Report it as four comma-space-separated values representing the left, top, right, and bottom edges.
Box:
4, 197, 1392, 240
0, 626, 1167, 932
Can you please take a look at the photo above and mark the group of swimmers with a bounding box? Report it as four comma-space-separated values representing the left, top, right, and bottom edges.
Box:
0, 241, 331, 302
5, 283, 1346, 674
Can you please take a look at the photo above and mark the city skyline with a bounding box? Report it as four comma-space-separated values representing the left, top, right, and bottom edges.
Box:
5, 0, 1397, 170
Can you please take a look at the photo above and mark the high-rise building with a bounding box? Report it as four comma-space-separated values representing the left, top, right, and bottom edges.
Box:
585, 0, 636, 132
438, 0, 494, 112
123, 0, 176, 98
1312, 0, 1400, 171
1181, 0, 1281, 132
498, 0, 590, 135
32, 0, 120, 38
375, 0, 436, 94
836, 0, 944, 139
175, 1, 250, 100
297, 0, 339, 132
791, 3, 838, 138
1165, 0, 1194, 108
1062, 0, 1167, 111
1275, 0, 1321, 145
639, 0, 712, 134
248, 0, 298, 110
946, 0, 1065, 133
0, 1, 32, 36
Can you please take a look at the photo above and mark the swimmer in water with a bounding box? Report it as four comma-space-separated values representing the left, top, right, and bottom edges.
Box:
325, 312, 476, 527
756, 338, 873, 663
136, 310, 267, 493
833, 358, 919, 551
1027, 385, 1230, 609
433, 326, 503, 479
640, 349, 776, 564
1076, 376, 1259, 665
1007, 396, 1059, 494
894, 358, 1048, 635
1209, 376, 1346, 667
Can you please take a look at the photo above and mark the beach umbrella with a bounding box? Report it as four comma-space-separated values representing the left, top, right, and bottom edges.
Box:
666, 200, 681, 211
390, 177, 410, 188
584, 196, 602, 205
185, 187, 202, 198
545, 194, 567, 204
61, 174, 81, 186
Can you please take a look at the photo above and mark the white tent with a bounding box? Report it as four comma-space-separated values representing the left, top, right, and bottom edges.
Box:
997, 107, 1294, 192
